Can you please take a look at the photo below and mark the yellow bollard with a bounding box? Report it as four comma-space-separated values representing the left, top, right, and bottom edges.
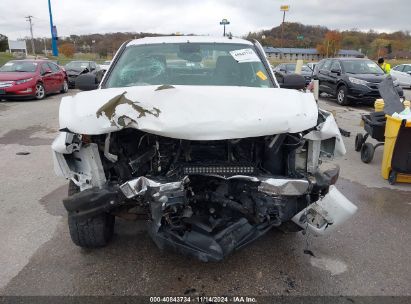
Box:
374, 99, 384, 112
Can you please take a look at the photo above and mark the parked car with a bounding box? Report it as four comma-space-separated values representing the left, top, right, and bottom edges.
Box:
0, 59, 68, 100
65, 60, 104, 88
99, 60, 111, 71
312, 58, 404, 106
273, 63, 313, 85
390, 64, 411, 88
52, 36, 357, 262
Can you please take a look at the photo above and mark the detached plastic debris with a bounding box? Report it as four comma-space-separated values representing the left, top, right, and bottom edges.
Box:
392, 107, 411, 121
377, 76, 404, 115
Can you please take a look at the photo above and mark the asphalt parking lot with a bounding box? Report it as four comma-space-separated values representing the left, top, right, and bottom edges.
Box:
0, 90, 410, 296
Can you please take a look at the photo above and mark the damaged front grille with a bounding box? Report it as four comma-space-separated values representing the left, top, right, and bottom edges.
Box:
183, 164, 255, 175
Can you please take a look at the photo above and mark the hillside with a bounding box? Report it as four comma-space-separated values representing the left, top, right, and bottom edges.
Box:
246, 22, 411, 58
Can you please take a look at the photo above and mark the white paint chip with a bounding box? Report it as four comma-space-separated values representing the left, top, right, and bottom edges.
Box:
310, 256, 348, 275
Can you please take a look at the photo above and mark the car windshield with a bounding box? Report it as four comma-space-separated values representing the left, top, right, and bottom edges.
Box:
65, 61, 89, 71
0, 61, 38, 72
301, 65, 312, 72
105, 43, 274, 88
286, 64, 296, 72
341, 60, 384, 75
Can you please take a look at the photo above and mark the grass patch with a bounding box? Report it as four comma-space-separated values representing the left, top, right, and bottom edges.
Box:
0, 52, 108, 67
0, 52, 14, 66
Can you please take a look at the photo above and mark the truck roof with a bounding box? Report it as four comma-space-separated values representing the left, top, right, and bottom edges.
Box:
127, 35, 253, 46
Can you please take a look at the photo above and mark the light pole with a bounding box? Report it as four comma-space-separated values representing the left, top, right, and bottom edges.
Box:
280, 5, 289, 49
48, 0, 58, 56
220, 18, 230, 37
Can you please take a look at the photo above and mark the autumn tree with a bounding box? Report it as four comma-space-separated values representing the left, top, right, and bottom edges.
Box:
370, 38, 390, 58
316, 43, 327, 56
59, 43, 75, 58
320, 31, 342, 57
341, 34, 361, 50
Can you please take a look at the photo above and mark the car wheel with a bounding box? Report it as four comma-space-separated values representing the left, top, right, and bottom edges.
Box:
336, 85, 350, 106
60, 79, 69, 93
35, 83, 46, 100
360, 143, 374, 163
66, 180, 115, 248
355, 133, 364, 152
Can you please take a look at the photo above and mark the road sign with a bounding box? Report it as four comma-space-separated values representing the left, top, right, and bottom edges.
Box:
220, 18, 230, 25
297, 35, 304, 40
280, 5, 289, 11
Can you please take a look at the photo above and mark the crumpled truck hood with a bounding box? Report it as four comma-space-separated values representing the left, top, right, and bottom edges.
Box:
59, 85, 318, 140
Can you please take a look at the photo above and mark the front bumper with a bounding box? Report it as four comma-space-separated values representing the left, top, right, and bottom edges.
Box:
292, 185, 357, 235
67, 76, 78, 88
347, 84, 404, 102
0, 82, 36, 99
61, 166, 356, 261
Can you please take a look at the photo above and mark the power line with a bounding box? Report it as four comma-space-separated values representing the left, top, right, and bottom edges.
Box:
25, 15, 36, 54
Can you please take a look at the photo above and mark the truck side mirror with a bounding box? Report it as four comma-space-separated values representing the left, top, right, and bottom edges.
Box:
76, 74, 99, 91
281, 74, 306, 90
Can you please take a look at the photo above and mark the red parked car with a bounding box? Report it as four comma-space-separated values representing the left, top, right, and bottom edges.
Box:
0, 60, 68, 100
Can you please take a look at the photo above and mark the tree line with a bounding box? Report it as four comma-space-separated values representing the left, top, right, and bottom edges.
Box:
246, 22, 411, 58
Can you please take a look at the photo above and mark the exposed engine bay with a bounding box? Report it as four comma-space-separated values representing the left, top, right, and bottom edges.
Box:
53, 110, 354, 261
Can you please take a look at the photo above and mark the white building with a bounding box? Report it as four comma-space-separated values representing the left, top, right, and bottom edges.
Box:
263, 47, 364, 61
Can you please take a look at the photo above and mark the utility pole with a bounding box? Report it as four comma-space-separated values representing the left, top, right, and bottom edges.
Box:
25, 15, 35, 55
280, 5, 289, 49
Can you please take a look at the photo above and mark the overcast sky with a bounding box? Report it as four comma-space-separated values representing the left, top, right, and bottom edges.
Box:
1, 0, 409, 39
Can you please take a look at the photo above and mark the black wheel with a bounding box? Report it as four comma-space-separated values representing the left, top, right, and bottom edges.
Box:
388, 171, 397, 185
67, 180, 115, 248
361, 143, 375, 163
35, 83, 46, 100
336, 85, 350, 106
355, 133, 364, 152
60, 79, 69, 93
68, 214, 115, 248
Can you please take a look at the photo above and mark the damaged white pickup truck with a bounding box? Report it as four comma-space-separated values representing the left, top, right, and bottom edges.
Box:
52, 36, 357, 261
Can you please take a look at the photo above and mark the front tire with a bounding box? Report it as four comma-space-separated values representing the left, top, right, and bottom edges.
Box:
67, 180, 115, 248
336, 85, 350, 106
35, 83, 46, 100
68, 214, 115, 248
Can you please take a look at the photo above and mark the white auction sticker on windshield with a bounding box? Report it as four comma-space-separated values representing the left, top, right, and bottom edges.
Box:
229, 48, 260, 63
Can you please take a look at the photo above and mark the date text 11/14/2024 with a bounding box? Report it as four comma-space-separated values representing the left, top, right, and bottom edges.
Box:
149, 296, 257, 303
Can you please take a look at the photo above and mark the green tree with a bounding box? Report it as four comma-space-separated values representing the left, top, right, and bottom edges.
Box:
0, 34, 8, 52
